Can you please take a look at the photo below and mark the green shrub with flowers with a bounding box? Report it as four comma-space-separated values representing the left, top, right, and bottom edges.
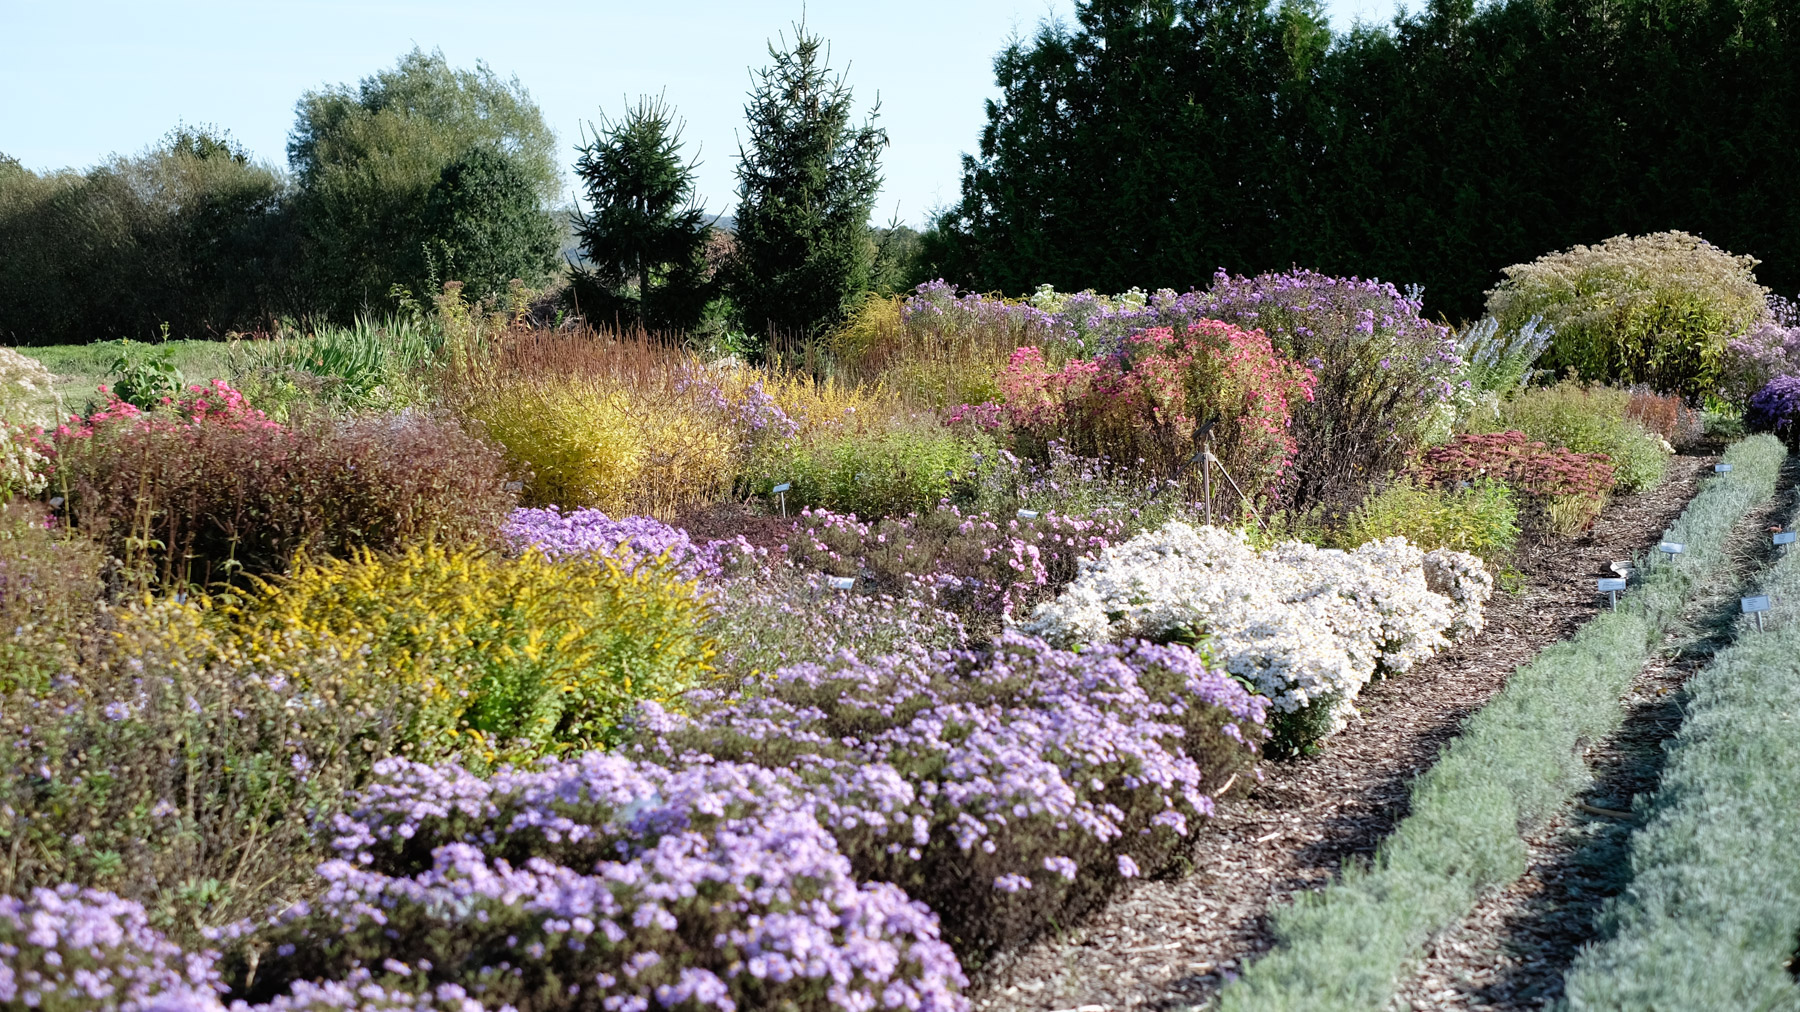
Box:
993, 319, 1315, 515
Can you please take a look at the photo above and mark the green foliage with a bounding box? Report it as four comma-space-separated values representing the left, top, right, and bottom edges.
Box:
243, 543, 717, 761
569, 94, 714, 331
0, 598, 428, 942
0, 126, 292, 344
749, 416, 997, 520
936, 0, 1800, 322
1344, 480, 1519, 566
0, 502, 104, 694
418, 145, 560, 304
1493, 382, 1670, 493
103, 334, 186, 410
1220, 435, 1785, 1012
730, 22, 888, 342
1487, 232, 1770, 397
230, 314, 441, 414
289, 48, 560, 317
1560, 498, 1800, 1009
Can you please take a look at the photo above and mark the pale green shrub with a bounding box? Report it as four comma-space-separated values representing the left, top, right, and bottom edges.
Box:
1487, 231, 1768, 397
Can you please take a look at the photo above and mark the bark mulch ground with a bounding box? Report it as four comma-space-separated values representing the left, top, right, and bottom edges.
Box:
1386, 454, 1800, 1012
969, 452, 1719, 1012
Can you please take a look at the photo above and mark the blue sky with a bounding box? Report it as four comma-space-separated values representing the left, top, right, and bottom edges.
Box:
0, 0, 1402, 226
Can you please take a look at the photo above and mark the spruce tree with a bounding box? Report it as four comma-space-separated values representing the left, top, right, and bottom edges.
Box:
569, 95, 713, 331
731, 23, 888, 342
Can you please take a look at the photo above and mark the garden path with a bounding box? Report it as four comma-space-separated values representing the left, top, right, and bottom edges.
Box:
1386, 454, 1800, 1012
968, 452, 1718, 1012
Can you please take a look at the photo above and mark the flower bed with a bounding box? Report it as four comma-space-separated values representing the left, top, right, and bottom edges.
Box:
243, 755, 967, 1012
641, 632, 1265, 963
1019, 522, 1490, 743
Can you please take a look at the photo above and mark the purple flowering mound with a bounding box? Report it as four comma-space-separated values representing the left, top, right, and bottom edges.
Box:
1197, 268, 1461, 507
239, 756, 966, 1012
784, 505, 1125, 630
639, 632, 1266, 963
502, 507, 747, 581
0, 885, 223, 1010
1746, 375, 1800, 441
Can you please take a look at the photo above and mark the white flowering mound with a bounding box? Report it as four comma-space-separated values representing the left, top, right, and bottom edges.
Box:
0, 347, 54, 498
1017, 521, 1492, 736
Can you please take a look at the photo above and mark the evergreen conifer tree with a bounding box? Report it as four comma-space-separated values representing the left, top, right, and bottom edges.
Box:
569, 95, 713, 331
730, 23, 888, 343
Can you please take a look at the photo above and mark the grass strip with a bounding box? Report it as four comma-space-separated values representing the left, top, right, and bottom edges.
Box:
1559, 474, 1800, 1010
1218, 435, 1786, 1012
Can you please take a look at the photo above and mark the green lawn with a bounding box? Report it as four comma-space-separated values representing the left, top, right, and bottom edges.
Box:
11, 340, 241, 421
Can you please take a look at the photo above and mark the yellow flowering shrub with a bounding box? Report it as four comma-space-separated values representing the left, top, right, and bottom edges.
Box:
465, 377, 737, 517
240, 544, 716, 761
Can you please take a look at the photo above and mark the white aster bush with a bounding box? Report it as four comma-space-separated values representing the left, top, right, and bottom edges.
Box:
0, 347, 54, 499
1017, 521, 1492, 743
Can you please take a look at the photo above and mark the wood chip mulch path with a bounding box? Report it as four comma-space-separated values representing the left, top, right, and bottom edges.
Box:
969, 452, 1719, 1012
1386, 453, 1799, 1012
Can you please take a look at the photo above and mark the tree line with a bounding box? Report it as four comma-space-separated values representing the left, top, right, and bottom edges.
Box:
0, 29, 888, 347
921, 0, 1800, 320
5, 1, 1794, 345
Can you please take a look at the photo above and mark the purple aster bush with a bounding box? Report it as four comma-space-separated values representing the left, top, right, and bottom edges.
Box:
1195, 269, 1462, 507
239, 756, 966, 1012
707, 561, 969, 680
1746, 376, 1800, 442
0, 885, 224, 1010
501, 507, 749, 581
639, 633, 1265, 963
783, 505, 1125, 630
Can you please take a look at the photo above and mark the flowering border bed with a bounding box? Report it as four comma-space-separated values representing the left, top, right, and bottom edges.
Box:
1218, 434, 1784, 1012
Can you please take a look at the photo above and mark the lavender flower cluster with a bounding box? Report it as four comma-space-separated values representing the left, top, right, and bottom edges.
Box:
707, 560, 970, 677
785, 504, 1123, 625
241, 754, 967, 1012
0, 885, 222, 1010
645, 632, 1266, 959
501, 507, 748, 582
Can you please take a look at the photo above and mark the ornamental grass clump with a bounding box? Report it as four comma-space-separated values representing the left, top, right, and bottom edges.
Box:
240, 755, 968, 1012
49, 389, 513, 586
645, 632, 1264, 963
241, 543, 716, 762
747, 414, 1000, 520
1196, 269, 1461, 508
1487, 231, 1769, 397
1020, 522, 1490, 746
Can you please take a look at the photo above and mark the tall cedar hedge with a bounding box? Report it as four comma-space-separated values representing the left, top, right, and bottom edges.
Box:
929, 0, 1800, 320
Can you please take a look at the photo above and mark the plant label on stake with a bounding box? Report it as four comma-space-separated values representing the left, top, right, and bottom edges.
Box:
1597, 577, 1627, 611
1742, 594, 1771, 632
1017, 509, 1040, 520
1776, 531, 1796, 553
772, 482, 791, 518
1659, 542, 1685, 562
1715, 463, 1733, 473
827, 576, 854, 591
